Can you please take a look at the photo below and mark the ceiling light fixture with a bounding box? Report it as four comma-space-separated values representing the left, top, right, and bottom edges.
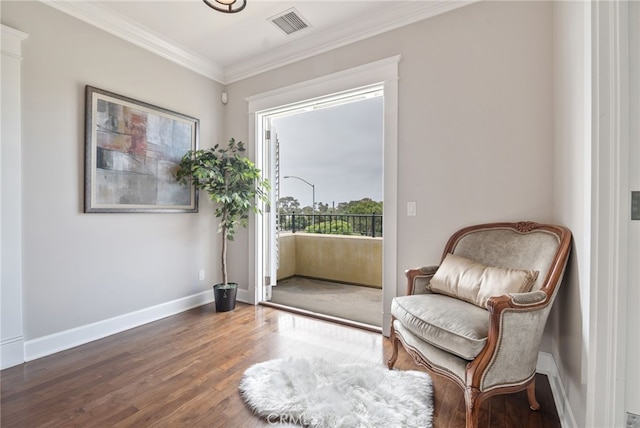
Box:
203, 0, 246, 14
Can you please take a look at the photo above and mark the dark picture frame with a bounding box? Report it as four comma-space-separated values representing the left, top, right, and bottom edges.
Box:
84, 86, 199, 213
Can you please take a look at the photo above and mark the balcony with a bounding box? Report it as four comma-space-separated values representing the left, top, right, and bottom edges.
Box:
277, 232, 382, 287
271, 213, 383, 328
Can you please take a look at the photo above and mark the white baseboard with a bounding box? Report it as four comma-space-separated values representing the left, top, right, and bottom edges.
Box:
236, 288, 252, 304
536, 352, 577, 428
1, 335, 25, 369
24, 291, 214, 362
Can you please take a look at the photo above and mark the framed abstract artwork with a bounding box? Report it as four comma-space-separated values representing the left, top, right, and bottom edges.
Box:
84, 86, 199, 213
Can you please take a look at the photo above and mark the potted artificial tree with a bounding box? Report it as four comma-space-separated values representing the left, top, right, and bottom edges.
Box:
176, 138, 269, 312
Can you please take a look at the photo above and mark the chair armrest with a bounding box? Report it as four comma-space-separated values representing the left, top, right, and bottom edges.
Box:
405, 265, 439, 295
470, 291, 552, 390
507, 290, 547, 307
486, 290, 550, 312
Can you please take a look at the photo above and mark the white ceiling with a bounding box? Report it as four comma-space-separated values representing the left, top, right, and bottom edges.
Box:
43, 0, 474, 84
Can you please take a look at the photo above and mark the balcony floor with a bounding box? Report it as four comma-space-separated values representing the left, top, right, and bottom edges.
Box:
270, 276, 382, 327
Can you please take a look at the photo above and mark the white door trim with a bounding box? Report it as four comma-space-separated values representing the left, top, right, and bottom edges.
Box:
245, 56, 400, 336
1, 24, 29, 370
586, 1, 629, 426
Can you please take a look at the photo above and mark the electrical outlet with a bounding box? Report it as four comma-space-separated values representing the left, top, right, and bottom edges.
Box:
628, 413, 640, 428
198, 269, 205, 281
632, 191, 640, 220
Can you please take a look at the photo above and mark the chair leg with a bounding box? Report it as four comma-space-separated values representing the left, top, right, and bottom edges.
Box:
387, 323, 399, 369
527, 379, 540, 410
464, 387, 481, 428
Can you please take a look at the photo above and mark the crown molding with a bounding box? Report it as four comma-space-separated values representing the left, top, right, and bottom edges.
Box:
40, 0, 476, 85
2, 24, 30, 59
223, 1, 478, 84
40, 0, 225, 83
1, 24, 30, 40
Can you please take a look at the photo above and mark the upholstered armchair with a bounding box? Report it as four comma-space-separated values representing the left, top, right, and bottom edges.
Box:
388, 221, 571, 428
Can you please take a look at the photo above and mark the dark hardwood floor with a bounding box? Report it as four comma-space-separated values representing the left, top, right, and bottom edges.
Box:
1, 303, 560, 427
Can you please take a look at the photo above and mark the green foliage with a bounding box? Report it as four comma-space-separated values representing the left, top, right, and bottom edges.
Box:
316, 202, 329, 213
304, 220, 353, 235
300, 205, 314, 215
336, 198, 383, 215
277, 196, 300, 214
175, 138, 270, 285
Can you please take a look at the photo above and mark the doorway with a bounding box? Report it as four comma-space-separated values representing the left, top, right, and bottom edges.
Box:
259, 86, 384, 327
246, 56, 400, 336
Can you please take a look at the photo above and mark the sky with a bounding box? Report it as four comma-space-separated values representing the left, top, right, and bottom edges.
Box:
274, 96, 383, 210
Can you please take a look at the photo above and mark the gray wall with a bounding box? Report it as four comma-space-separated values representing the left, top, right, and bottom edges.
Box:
1, 1, 223, 340
226, 0, 554, 324
2, 0, 605, 422
4, 1, 593, 417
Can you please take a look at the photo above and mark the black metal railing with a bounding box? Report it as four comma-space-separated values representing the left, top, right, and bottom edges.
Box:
278, 213, 383, 237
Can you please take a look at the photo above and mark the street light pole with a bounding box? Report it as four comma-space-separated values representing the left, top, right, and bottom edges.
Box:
284, 175, 315, 224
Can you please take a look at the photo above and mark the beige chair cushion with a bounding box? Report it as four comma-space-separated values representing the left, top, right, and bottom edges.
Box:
429, 253, 538, 308
391, 294, 490, 360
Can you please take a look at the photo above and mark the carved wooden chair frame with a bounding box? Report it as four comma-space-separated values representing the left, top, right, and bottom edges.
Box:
387, 221, 572, 428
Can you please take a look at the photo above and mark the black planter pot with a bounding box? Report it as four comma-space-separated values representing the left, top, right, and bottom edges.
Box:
213, 283, 238, 312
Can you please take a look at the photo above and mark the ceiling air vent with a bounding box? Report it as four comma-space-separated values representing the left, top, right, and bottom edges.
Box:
269, 8, 311, 36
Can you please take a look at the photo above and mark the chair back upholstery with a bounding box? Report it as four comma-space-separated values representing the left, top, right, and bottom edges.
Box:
443, 222, 570, 294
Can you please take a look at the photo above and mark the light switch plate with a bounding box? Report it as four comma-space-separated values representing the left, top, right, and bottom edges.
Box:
632, 191, 640, 220
407, 202, 417, 216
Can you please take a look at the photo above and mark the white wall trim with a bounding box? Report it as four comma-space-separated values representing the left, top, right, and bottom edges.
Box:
246, 57, 400, 332
236, 288, 252, 304
381, 73, 399, 338
39, 0, 474, 85
246, 55, 401, 113
1, 24, 29, 59
586, 1, 629, 426
39, 1, 224, 82
24, 291, 214, 362
537, 352, 577, 428
1, 24, 28, 371
224, 1, 477, 84
1, 336, 25, 370
0, 24, 29, 40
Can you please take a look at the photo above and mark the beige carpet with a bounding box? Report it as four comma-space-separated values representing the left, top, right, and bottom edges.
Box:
270, 277, 382, 327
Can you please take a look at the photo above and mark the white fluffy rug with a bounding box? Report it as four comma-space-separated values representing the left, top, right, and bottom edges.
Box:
239, 357, 433, 428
